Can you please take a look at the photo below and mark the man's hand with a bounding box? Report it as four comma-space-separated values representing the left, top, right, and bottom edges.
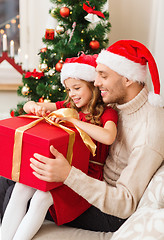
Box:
30, 145, 71, 182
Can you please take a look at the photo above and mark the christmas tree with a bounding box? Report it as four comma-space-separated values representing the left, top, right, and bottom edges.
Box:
11, 0, 111, 117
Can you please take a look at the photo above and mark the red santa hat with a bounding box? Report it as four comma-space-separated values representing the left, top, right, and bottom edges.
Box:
96, 40, 163, 107
60, 54, 97, 85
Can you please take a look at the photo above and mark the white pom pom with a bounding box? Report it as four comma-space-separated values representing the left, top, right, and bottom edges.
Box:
148, 91, 164, 107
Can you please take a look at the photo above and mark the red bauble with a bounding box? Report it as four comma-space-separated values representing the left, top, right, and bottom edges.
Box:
55, 60, 64, 72
10, 110, 15, 117
38, 97, 44, 103
40, 47, 47, 53
60, 7, 70, 18
89, 40, 100, 50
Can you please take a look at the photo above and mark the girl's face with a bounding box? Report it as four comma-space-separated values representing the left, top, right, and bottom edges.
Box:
64, 78, 92, 113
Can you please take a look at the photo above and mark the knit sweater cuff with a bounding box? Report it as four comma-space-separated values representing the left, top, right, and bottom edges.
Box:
64, 166, 83, 188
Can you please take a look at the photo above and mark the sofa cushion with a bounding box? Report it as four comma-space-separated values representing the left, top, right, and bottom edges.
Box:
33, 220, 113, 240
33, 164, 164, 240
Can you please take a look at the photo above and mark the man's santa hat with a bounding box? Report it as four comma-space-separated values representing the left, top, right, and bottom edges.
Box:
96, 40, 163, 107
60, 54, 97, 85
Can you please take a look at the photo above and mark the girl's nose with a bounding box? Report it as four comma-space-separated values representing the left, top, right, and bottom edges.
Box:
69, 90, 75, 97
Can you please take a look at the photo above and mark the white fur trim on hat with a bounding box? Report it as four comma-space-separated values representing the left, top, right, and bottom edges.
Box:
96, 50, 147, 83
60, 62, 96, 85
148, 91, 164, 107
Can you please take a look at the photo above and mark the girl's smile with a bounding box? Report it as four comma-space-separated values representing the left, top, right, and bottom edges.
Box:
64, 78, 92, 113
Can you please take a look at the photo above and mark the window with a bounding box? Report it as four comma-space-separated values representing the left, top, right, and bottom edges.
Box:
0, 0, 20, 56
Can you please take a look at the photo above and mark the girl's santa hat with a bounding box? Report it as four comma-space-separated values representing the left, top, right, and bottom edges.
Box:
60, 54, 97, 85
96, 40, 163, 107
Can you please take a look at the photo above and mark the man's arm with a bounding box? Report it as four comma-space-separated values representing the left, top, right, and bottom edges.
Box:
30, 145, 163, 219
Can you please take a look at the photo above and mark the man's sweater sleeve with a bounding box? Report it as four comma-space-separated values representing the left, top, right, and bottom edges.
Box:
64, 145, 163, 219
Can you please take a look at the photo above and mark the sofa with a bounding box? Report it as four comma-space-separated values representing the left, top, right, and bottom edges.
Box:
33, 163, 164, 240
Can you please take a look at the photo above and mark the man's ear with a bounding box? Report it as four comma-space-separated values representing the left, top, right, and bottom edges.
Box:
123, 77, 133, 87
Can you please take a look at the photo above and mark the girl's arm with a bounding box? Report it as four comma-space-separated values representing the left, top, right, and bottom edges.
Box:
62, 118, 117, 145
23, 101, 57, 116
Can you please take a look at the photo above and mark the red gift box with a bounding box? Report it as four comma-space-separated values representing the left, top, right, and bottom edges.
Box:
0, 116, 90, 191
45, 29, 54, 40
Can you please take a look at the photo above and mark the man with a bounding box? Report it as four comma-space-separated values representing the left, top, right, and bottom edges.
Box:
1, 40, 164, 232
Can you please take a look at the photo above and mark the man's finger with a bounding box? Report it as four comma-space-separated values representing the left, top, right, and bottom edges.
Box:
50, 145, 61, 158
33, 153, 49, 164
32, 170, 49, 181
30, 161, 46, 175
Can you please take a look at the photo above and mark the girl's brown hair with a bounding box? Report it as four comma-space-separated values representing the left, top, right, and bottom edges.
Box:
64, 80, 106, 126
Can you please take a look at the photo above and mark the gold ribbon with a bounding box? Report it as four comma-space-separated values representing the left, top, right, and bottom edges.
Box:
12, 108, 96, 182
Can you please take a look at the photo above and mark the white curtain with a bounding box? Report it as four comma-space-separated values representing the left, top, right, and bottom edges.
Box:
149, 0, 164, 97
19, 0, 57, 70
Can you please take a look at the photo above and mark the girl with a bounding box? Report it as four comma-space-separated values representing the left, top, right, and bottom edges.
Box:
2, 54, 118, 240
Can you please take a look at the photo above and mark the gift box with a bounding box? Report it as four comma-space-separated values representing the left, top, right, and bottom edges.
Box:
0, 116, 91, 191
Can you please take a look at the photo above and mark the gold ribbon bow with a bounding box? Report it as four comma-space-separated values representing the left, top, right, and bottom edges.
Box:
12, 108, 96, 182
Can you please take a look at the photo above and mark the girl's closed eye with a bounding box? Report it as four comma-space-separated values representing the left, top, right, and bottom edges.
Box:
74, 87, 80, 90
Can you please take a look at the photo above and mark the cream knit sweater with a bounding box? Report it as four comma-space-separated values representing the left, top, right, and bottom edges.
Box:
64, 86, 164, 219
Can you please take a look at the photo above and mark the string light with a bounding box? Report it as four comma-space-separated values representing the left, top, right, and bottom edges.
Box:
11, 19, 16, 24
5, 24, 10, 29
0, 29, 4, 34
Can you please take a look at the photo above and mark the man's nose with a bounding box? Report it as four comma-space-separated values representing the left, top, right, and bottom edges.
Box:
94, 75, 101, 87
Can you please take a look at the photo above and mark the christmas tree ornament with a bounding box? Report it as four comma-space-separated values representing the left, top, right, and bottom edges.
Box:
51, 84, 58, 90
83, 2, 105, 20
38, 97, 44, 102
50, 8, 57, 18
21, 84, 30, 96
44, 96, 51, 102
45, 15, 57, 40
10, 110, 15, 117
56, 24, 65, 35
25, 68, 44, 79
89, 39, 100, 50
39, 62, 48, 72
48, 68, 55, 76
68, 22, 76, 43
40, 47, 47, 53
83, 2, 105, 29
45, 29, 54, 40
85, 13, 100, 23
60, 7, 70, 18
55, 59, 64, 72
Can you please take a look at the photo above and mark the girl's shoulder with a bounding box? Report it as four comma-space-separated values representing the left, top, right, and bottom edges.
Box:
55, 100, 70, 109
101, 106, 118, 126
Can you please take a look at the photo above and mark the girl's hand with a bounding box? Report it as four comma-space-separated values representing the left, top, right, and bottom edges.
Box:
32, 105, 51, 117
23, 101, 51, 116
49, 116, 72, 123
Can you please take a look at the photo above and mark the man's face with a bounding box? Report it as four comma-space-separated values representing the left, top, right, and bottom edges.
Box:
95, 63, 127, 104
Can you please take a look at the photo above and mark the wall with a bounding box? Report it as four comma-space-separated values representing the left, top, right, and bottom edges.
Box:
109, 0, 164, 96
108, 0, 153, 46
